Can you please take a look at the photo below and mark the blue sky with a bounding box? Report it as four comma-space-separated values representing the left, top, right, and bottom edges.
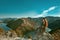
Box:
0, 0, 60, 18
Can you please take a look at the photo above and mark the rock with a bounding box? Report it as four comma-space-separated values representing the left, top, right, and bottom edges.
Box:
33, 32, 54, 40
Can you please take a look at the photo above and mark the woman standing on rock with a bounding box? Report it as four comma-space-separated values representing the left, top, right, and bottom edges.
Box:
41, 18, 48, 33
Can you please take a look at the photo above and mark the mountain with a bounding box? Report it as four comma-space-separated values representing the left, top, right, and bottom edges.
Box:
6, 16, 60, 37
7, 18, 35, 37
45, 16, 60, 25
48, 20, 60, 30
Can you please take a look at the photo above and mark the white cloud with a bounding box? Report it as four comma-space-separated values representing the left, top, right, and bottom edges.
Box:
42, 6, 56, 13
48, 6, 56, 11
0, 6, 57, 18
33, 6, 56, 18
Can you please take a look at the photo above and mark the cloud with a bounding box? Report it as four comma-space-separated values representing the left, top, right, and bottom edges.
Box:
48, 6, 56, 11
42, 6, 56, 13
33, 6, 56, 18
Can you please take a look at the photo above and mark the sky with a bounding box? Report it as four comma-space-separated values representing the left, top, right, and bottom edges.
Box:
0, 0, 60, 18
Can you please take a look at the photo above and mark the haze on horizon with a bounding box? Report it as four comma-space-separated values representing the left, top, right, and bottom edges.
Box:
0, 0, 60, 18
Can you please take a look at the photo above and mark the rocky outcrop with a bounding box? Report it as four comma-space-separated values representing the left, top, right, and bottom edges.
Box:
50, 29, 60, 40
33, 32, 54, 40
0, 28, 5, 36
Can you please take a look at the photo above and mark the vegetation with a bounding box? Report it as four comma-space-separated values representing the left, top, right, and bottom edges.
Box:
7, 19, 23, 30
48, 20, 60, 30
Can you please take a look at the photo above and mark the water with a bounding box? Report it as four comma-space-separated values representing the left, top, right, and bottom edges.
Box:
0, 23, 11, 31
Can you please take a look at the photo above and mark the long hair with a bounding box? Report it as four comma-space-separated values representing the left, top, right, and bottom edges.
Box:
42, 18, 48, 28
41, 18, 48, 33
